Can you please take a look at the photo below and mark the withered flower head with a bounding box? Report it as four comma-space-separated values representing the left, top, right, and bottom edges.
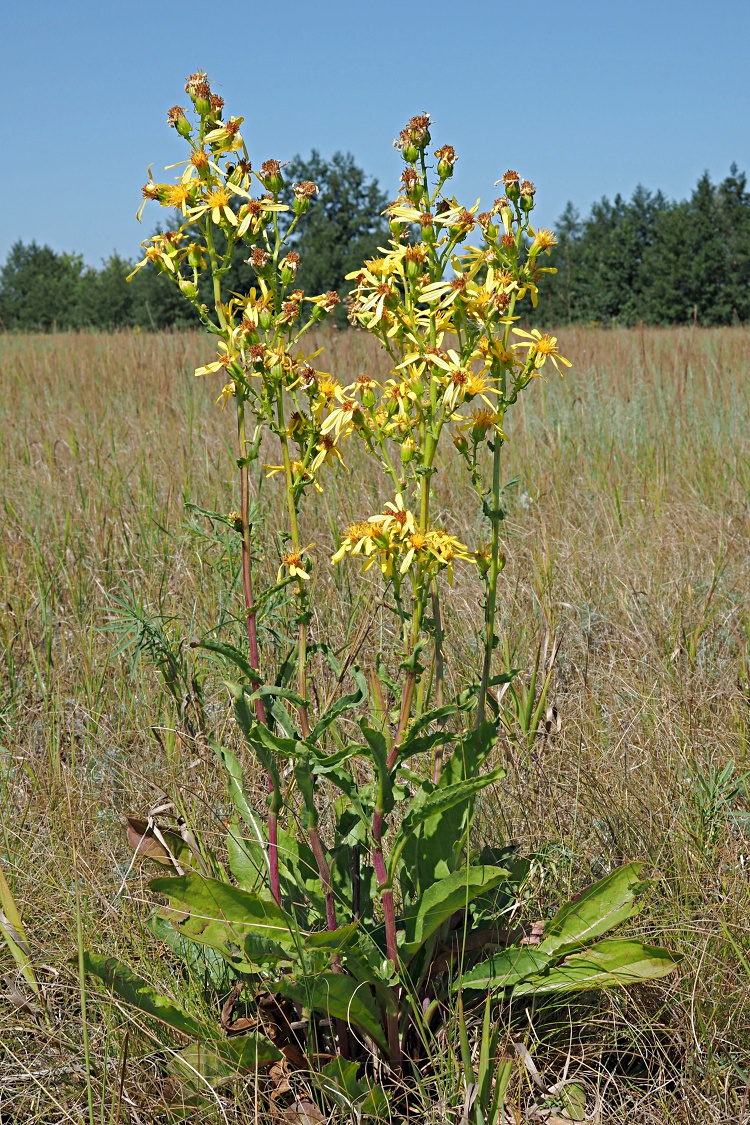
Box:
404, 244, 428, 264
298, 364, 317, 387
281, 301, 301, 323
401, 168, 419, 192
502, 170, 520, 188
501, 234, 516, 248
520, 180, 536, 196
250, 247, 270, 270
167, 106, 188, 128
293, 181, 319, 199
237, 159, 252, 176
210, 94, 225, 113
248, 344, 266, 362
477, 211, 494, 231
261, 159, 281, 179
185, 71, 210, 96
322, 291, 340, 310
493, 197, 510, 212
434, 144, 456, 165
419, 212, 434, 228
141, 182, 162, 201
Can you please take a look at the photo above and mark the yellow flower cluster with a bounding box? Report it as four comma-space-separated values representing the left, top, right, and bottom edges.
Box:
331, 495, 472, 584
328, 116, 570, 590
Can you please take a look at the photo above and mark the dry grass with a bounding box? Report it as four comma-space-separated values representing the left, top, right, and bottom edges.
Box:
1, 326, 749, 1122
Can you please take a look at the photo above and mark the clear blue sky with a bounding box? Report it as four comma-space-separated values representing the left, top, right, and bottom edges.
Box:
2, 0, 748, 265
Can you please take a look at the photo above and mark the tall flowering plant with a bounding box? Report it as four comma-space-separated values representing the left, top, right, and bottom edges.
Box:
88, 80, 678, 1116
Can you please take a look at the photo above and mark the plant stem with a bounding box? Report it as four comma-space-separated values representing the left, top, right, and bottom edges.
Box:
477, 434, 502, 727
371, 810, 402, 1066
276, 393, 311, 738
237, 402, 280, 904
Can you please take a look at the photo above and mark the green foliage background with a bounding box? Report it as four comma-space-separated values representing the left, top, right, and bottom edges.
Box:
2, 160, 749, 330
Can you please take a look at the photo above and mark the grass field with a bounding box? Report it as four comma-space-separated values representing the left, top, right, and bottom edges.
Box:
1, 326, 750, 1122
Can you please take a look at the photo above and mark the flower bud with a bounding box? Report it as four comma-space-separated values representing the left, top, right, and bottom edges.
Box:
179, 278, 198, 299
452, 432, 469, 455
187, 243, 206, 269
259, 306, 274, 329
400, 437, 416, 464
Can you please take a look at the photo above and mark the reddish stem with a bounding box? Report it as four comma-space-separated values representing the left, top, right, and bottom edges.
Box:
372, 810, 402, 1066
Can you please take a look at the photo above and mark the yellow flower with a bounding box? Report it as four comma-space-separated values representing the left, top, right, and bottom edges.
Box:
370, 494, 415, 540
204, 116, 245, 150
511, 328, 572, 376
320, 396, 359, 440
236, 196, 289, 238
310, 433, 347, 473
215, 381, 235, 409
399, 530, 430, 574
426, 528, 473, 584
195, 340, 236, 378
331, 521, 379, 564
528, 226, 557, 255
278, 543, 315, 583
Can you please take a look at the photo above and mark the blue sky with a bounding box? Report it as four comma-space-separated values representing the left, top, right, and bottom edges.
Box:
2, 0, 748, 265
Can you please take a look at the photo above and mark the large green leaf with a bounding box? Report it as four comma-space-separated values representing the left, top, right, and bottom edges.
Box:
397, 721, 499, 909
169, 1033, 282, 1086
402, 866, 509, 961
149, 873, 299, 965
390, 765, 505, 877
213, 742, 268, 866
276, 972, 388, 1053
309, 666, 368, 743
537, 864, 649, 958
455, 946, 552, 992
512, 938, 680, 995
82, 953, 203, 1038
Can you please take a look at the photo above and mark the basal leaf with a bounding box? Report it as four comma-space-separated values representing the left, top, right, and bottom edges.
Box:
455, 946, 551, 992
512, 938, 680, 995
402, 866, 509, 961
82, 952, 203, 1038
537, 863, 649, 958
149, 873, 299, 964
276, 972, 388, 1054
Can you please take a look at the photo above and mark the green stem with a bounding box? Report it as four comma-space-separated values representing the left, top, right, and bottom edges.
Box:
276, 393, 311, 737
476, 434, 502, 727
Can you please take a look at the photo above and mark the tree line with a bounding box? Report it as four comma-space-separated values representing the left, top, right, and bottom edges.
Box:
2, 158, 749, 331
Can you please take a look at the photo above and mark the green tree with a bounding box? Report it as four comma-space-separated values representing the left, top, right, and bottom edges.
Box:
0, 241, 84, 330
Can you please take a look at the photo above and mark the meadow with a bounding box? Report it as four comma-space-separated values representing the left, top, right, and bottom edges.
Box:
1, 325, 749, 1122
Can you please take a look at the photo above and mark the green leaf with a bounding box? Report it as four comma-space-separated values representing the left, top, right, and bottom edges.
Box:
276, 972, 388, 1053
512, 938, 680, 995
402, 866, 509, 961
309, 666, 368, 743
198, 638, 259, 683
360, 723, 394, 816
394, 729, 456, 768
149, 874, 299, 964
82, 952, 203, 1038
456, 946, 552, 992
537, 863, 649, 958
390, 766, 505, 877
304, 923, 359, 953
170, 1033, 282, 1085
